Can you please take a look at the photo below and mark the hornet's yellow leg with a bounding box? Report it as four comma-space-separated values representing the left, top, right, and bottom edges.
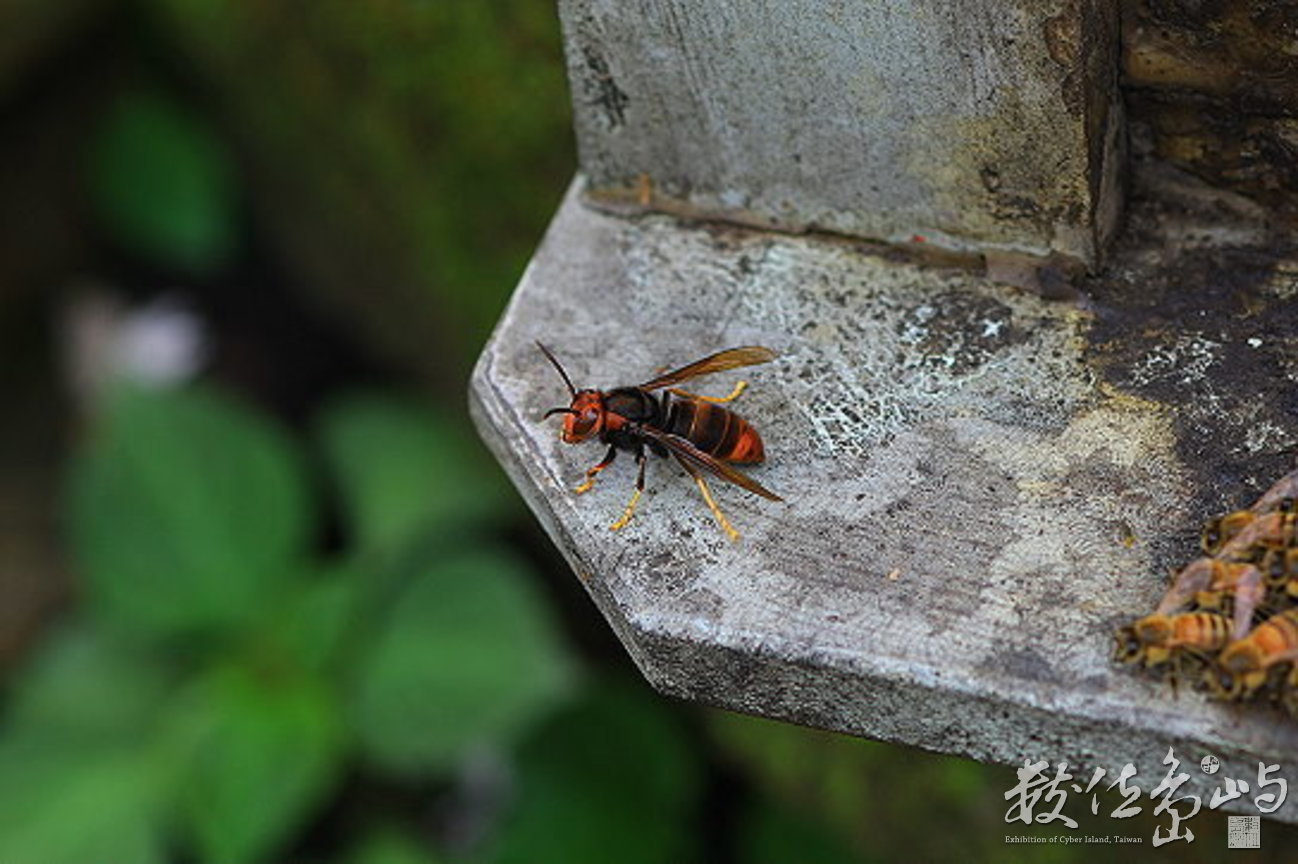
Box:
694, 474, 740, 542
610, 451, 647, 532
668, 380, 748, 404
610, 488, 643, 531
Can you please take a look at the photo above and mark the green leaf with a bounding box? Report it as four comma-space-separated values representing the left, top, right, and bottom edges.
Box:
0, 734, 167, 864
262, 565, 360, 676
175, 663, 345, 864
67, 385, 310, 639
5, 621, 171, 744
0, 623, 174, 862
317, 395, 512, 556
87, 87, 239, 274
351, 550, 574, 774
484, 682, 700, 864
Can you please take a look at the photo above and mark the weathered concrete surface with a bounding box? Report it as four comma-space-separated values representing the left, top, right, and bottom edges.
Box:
559, 0, 1124, 266
472, 174, 1298, 822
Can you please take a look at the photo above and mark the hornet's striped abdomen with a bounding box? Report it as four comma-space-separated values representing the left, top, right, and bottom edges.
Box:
664, 396, 765, 464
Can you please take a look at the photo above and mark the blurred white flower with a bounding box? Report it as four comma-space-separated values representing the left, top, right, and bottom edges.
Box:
63, 286, 209, 415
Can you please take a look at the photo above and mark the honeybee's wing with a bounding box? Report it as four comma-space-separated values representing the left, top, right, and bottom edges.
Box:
638, 346, 776, 391
640, 427, 783, 501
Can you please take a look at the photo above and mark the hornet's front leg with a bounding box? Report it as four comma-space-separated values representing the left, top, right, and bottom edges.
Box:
575, 444, 617, 494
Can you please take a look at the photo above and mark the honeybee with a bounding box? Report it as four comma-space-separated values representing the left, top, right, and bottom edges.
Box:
1114, 611, 1232, 673
1155, 558, 1264, 641
1201, 510, 1256, 555
1209, 609, 1298, 701
1218, 510, 1298, 560
1247, 468, 1298, 517
1260, 546, 1298, 591
1200, 469, 1298, 554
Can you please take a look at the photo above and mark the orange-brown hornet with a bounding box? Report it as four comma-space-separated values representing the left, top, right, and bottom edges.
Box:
538, 343, 781, 541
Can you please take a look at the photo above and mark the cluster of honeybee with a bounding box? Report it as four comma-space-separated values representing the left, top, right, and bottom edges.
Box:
1115, 468, 1298, 713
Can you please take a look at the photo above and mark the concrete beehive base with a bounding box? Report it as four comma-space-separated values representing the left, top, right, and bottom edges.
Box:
470, 176, 1298, 822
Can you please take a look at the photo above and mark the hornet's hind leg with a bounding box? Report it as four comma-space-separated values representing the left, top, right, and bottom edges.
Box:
674, 456, 740, 542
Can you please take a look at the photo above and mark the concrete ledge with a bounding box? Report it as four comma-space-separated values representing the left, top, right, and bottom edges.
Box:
470, 175, 1298, 822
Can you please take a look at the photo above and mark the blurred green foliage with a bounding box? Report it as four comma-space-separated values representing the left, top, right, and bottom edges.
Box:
350, 550, 572, 775
88, 88, 240, 275
344, 828, 444, 864
738, 797, 862, 864
3, 384, 594, 863
712, 711, 1010, 863
317, 396, 513, 556
484, 683, 701, 864
138, 0, 574, 365
68, 386, 308, 637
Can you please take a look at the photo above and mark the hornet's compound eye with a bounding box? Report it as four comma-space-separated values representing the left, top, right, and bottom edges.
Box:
563, 391, 604, 441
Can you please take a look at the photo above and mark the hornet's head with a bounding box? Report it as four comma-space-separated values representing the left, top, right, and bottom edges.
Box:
550, 390, 605, 443
538, 342, 604, 443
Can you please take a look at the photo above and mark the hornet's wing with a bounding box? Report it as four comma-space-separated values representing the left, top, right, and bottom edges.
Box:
638, 346, 776, 391
640, 426, 783, 501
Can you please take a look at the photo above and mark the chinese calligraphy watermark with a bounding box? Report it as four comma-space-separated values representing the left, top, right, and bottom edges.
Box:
1004, 748, 1286, 847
